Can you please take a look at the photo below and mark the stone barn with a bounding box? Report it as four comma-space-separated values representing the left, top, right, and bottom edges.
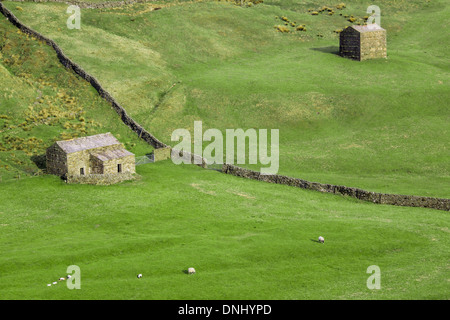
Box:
339, 24, 386, 61
46, 132, 135, 179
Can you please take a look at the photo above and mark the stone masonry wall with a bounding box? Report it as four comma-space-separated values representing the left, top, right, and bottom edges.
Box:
153, 146, 171, 162
6, 0, 157, 9
222, 164, 450, 211
360, 30, 387, 60
66, 150, 90, 176
103, 154, 135, 174
340, 29, 360, 60
65, 144, 124, 176
66, 172, 136, 185
46, 143, 67, 176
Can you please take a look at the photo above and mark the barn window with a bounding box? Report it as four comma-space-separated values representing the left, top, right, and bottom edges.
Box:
118, 164, 122, 173
80, 167, 85, 175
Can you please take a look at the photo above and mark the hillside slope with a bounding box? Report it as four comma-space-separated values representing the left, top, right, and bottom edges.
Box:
0, 162, 449, 299
0, 13, 152, 181
4, 0, 448, 197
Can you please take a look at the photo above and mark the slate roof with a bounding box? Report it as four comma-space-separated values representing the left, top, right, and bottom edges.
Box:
56, 132, 122, 154
92, 148, 134, 162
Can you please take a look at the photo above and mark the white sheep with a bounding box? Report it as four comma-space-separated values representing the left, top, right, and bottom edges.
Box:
188, 268, 196, 275
318, 236, 325, 243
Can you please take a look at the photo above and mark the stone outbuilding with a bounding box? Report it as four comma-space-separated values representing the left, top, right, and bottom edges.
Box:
46, 132, 135, 179
339, 24, 387, 61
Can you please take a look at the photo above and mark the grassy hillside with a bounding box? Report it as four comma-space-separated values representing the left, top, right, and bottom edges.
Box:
0, 13, 152, 181
0, 162, 448, 299
0, 0, 449, 301
4, 0, 448, 197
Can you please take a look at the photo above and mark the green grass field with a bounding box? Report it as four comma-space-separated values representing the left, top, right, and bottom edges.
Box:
0, 0, 449, 300
0, 162, 448, 299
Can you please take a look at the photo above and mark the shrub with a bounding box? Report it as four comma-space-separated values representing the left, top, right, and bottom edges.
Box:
274, 25, 290, 33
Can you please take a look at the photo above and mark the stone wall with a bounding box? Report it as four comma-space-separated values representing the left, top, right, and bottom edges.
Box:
66, 150, 90, 176
339, 28, 360, 60
64, 144, 126, 176
222, 164, 450, 211
360, 30, 386, 60
153, 146, 171, 162
6, 0, 157, 9
90, 153, 103, 174
340, 27, 387, 61
170, 148, 208, 168
66, 172, 137, 185
102, 154, 135, 174
46, 143, 67, 176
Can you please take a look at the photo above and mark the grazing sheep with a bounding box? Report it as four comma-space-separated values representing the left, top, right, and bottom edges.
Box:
59, 277, 65, 281
137, 274, 143, 279
318, 236, 325, 243
188, 268, 196, 275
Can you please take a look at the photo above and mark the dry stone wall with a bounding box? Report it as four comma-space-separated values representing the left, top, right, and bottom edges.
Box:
222, 164, 450, 211
66, 172, 136, 185
6, 0, 157, 9
153, 146, 171, 162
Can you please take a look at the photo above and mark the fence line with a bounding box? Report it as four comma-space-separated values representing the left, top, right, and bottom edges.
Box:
222, 164, 450, 211
135, 154, 154, 166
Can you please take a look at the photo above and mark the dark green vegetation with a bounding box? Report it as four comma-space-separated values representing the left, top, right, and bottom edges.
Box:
0, 162, 448, 299
0, 0, 448, 300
